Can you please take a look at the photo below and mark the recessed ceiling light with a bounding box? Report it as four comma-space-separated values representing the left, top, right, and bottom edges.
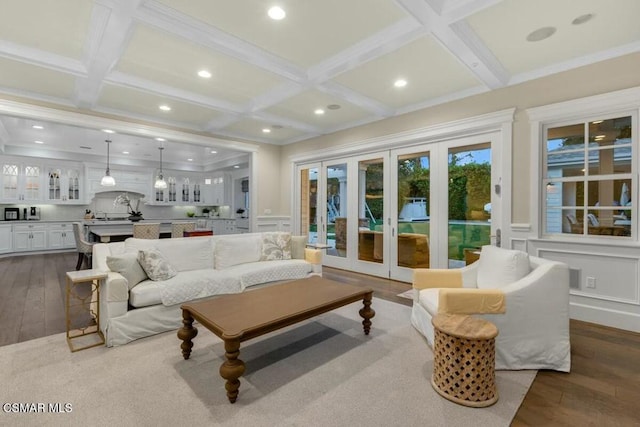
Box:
394, 79, 408, 88
526, 26, 556, 42
197, 70, 212, 78
268, 6, 286, 20
314, 108, 325, 115
326, 104, 341, 110
102, 129, 115, 134
572, 14, 594, 25
159, 105, 171, 111
34, 140, 44, 144
233, 165, 240, 169
262, 128, 271, 133
187, 158, 193, 162
32, 125, 43, 129
210, 150, 217, 154
271, 124, 283, 129
155, 137, 166, 141
122, 151, 129, 154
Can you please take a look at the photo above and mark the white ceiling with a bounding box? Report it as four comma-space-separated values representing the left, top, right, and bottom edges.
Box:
0, 0, 638, 168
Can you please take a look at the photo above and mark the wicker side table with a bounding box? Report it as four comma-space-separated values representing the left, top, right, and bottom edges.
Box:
431, 314, 499, 407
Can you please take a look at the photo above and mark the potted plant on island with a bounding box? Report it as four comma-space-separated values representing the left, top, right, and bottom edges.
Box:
114, 193, 144, 222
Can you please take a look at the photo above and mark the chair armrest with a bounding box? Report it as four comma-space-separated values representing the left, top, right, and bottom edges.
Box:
437, 288, 506, 315
413, 269, 463, 290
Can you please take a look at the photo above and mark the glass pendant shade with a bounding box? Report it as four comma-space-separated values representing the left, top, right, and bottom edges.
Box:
154, 146, 167, 189
154, 174, 167, 189
101, 139, 116, 186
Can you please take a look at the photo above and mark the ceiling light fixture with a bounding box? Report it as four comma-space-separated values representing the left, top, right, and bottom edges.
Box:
262, 128, 271, 133
394, 79, 408, 88
159, 105, 171, 112
326, 104, 341, 110
154, 146, 167, 190
268, 6, 286, 20
210, 150, 217, 154
526, 26, 556, 42
101, 139, 116, 186
102, 129, 115, 134
34, 140, 44, 144
198, 70, 212, 78
314, 108, 325, 115
122, 151, 129, 154
32, 125, 43, 129
155, 137, 166, 141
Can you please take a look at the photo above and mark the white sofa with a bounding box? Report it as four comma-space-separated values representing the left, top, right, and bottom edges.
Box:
93, 232, 322, 346
411, 245, 571, 372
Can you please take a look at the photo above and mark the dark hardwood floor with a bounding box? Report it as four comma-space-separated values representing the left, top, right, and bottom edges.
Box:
1, 252, 638, 425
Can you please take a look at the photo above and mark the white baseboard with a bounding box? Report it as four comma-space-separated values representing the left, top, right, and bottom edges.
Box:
570, 302, 640, 333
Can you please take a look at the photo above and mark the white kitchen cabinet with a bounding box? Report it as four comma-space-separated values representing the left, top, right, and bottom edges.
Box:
202, 173, 229, 206
47, 222, 76, 250
149, 171, 204, 206
13, 223, 47, 252
44, 164, 84, 204
1, 160, 43, 202
0, 225, 12, 253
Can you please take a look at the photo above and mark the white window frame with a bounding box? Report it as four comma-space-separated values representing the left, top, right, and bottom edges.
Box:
528, 87, 640, 241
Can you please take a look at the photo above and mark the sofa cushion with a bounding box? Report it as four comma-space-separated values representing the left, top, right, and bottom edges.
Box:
153, 237, 214, 272
129, 269, 243, 308
476, 245, 530, 289
215, 234, 262, 269
260, 232, 292, 261
224, 259, 313, 288
137, 249, 178, 281
106, 252, 148, 290
417, 288, 439, 316
124, 237, 157, 253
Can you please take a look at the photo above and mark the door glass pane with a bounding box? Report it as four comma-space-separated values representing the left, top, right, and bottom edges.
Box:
448, 144, 491, 268
358, 159, 383, 263
397, 152, 430, 268
326, 163, 347, 257
299, 167, 318, 243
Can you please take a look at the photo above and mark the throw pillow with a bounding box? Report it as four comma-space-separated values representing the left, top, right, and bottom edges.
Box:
106, 252, 148, 290
137, 249, 177, 281
261, 232, 292, 261
476, 245, 530, 289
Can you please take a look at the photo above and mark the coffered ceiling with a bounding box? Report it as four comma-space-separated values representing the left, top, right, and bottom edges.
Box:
0, 0, 638, 167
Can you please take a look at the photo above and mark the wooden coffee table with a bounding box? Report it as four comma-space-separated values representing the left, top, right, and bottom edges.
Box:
178, 276, 375, 403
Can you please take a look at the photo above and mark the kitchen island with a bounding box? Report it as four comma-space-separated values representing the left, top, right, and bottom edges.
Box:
84, 218, 235, 242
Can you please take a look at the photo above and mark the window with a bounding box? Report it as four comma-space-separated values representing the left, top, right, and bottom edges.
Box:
543, 115, 633, 238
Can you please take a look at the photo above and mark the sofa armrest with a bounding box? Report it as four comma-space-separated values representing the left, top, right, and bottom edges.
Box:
413, 269, 463, 290
438, 288, 506, 315
102, 271, 129, 303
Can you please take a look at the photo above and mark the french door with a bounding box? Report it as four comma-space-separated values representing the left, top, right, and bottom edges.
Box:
296, 132, 502, 282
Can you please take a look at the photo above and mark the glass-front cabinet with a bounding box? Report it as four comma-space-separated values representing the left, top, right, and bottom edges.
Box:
1, 161, 42, 202
544, 115, 632, 238
45, 165, 83, 204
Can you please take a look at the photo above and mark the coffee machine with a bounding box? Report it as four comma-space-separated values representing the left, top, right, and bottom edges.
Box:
27, 206, 40, 220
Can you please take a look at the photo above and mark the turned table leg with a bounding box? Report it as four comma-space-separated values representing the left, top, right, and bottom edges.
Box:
177, 309, 198, 360
219, 337, 245, 403
359, 291, 375, 335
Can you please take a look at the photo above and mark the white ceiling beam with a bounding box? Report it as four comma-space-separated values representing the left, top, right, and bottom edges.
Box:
73, 0, 143, 109
0, 40, 86, 75
437, 0, 503, 23
319, 82, 395, 117
394, 0, 508, 88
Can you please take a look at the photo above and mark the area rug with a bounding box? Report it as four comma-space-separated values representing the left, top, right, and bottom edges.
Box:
0, 298, 535, 426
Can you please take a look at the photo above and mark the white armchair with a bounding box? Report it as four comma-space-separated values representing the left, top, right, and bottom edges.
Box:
411, 245, 571, 372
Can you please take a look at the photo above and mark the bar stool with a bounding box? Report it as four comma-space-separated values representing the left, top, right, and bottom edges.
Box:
171, 222, 196, 238
133, 223, 160, 239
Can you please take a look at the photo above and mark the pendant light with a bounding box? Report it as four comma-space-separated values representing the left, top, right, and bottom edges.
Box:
100, 139, 116, 186
154, 146, 167, 189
